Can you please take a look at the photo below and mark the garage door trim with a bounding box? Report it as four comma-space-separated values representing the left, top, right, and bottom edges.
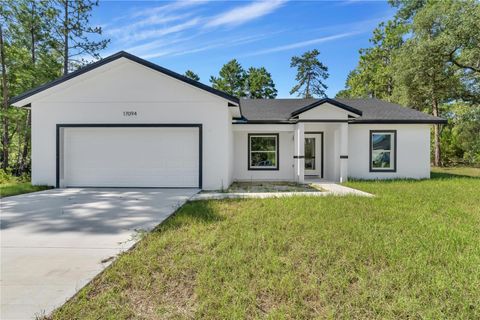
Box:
56, 123, 203, 188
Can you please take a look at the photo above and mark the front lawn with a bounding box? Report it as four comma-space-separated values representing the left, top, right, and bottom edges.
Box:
0, 182, 51, 198
431, 165, 480, 178
50, 169, 480, 319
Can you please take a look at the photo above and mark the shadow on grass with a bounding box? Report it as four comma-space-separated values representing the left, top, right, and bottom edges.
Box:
430, 171, 480, 180
153, 200, 226, 233
347, 170, 479, 185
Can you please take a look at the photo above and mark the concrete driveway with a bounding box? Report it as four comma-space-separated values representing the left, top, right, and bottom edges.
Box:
0, 188, 198, 319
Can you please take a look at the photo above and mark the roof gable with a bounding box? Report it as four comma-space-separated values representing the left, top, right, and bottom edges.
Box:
10, 51, 239, 107
290, 98, 362, 118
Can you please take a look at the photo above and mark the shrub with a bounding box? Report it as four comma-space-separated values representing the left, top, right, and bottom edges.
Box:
0, 169, 17, 184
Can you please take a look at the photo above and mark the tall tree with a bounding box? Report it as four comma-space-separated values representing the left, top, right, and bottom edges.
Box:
245, 67, 277, 99
52, 0, 109, 75
0, 0, 104, 174
210, 59, 247, 97
8, 0, 60, 173
290, 49, 329, 98
390, 0, 480, 166
0, 23, 9, 170
211, 60, 278, 99
432, 0, 480, 103
9, 1, 54, 68
389, 0, 480, 102
338, 0, 480, 166
392, 6, 462, 166
389, 0, 426, 22
441, 103, 480, 165
336, 21, 406, 100
184, 70, 200, 81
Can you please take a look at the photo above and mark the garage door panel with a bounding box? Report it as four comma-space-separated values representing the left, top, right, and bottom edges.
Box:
63, 127, 199, 187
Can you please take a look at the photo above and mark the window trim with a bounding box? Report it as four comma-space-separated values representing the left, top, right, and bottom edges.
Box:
369, 130, 397, 173
248, 133, 279, 171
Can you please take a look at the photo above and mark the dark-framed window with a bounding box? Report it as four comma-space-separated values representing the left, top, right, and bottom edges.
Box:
369, 130, 397, 172
248, 133, 279, 170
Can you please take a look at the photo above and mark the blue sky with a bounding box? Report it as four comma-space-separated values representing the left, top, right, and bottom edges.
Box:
92, 0, 395, 97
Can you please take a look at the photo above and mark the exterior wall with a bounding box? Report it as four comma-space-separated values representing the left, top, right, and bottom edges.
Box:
233, 125, 295, 181
227, 110, 235, 189
298, 103, 350, 120
31, 58, 232, 190
348, 124, 431, 179
303, 123, 343, 181
231, 123, 431, 182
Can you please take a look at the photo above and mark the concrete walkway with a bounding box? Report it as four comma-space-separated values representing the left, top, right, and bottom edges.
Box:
191, 182, 372, 201
1, 188, 198, 320
310, 181, 373, 197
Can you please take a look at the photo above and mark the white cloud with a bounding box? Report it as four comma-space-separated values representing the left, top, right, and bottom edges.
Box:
119, 18, 200, 43
140, 32, 277, 59
125, 35, 196, 56
132, 0, 209, 18
106, 0, 209, 43
205, 0, 286, 28
105, 0, 287, 48
244, 32, 361, 56
169, 33, 276, 57
107, 13, 193, 39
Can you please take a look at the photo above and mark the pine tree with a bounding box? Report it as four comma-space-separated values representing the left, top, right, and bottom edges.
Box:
184, 70, 200, 81
290, 49, 329, 98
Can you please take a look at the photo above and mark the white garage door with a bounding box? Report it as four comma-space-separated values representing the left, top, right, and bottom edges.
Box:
62, 127, 200, 188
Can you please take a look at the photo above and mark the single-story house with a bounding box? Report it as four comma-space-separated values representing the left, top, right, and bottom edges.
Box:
10, 51, 446, 190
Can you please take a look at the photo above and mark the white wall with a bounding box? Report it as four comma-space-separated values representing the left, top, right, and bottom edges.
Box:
348, 124, 431, 179
227, 110, 235, 189
303, 123, 343, 181
233, 125, 295, 181
31, 58, 232, 190
298, 103, 350, 120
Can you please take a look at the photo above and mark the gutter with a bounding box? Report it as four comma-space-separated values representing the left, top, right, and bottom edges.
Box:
233, 119, 448, 125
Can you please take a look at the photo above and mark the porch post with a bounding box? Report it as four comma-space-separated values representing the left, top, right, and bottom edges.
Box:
339, 122, 349, 183
294, 122, 305, 183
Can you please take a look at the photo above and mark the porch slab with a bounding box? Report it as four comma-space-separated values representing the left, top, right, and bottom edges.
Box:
191, 191, 325, 201
190, 183, 372, 201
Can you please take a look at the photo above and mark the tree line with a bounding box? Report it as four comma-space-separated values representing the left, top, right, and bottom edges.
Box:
186, 48, 329, 99
337, 0, 480, 166
5, 0, 475, 178
0, 0, 108, 176
1, 0, 330, 178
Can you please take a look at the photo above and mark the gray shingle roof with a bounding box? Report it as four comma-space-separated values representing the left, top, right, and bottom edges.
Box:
335, 98, 445, 123
240, 98, 318, 121
239, 98, 446, 123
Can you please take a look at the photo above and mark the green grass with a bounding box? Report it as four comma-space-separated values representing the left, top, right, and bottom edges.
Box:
431, 166, 480, 178
50, 169, 480, 319
0, 182, 51, 198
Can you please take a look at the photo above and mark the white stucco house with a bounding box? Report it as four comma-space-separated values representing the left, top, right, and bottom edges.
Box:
11, 51, 446, 190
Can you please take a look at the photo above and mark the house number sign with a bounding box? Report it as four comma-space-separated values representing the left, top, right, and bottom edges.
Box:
123, 111, 137, 116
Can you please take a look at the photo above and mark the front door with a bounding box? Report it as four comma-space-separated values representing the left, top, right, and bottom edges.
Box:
304, 133, 323, 177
